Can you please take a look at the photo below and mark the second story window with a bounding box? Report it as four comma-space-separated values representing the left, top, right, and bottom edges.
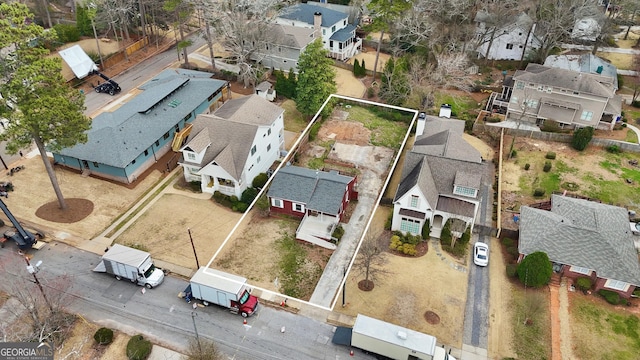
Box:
410, 195, 419, 208
187, 152, 196, 161
251, 145, 257, 156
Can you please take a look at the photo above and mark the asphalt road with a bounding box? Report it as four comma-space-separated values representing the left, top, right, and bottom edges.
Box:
0, 241, 374, 359
83, 32, 208, 117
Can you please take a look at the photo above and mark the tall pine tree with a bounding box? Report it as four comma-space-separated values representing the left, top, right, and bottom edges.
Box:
0, 3, 91, 210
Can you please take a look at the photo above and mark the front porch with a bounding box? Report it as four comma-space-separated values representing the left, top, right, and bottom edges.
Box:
296, 213, 337, 250
201, 175, 238, 196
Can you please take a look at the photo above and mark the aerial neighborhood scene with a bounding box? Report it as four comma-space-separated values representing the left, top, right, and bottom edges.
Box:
3, 0, 640, 359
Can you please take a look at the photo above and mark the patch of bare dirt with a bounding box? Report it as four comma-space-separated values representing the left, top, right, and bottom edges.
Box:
36, 198, 94, 223
424, 311, 441, 325
317, 119, 371, 146
487, 237, 517, 359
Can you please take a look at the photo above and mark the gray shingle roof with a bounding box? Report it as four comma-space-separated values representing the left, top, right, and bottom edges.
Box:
519, 195, 640, 286
278, 3, 347, 27
543, 53, 618, 89
182, 95, 283, 181
212, 94, 284, 126
330, 24, 356, 42
394, 117, 484, 216
270, 24, 315, 48
514, 63, 615, 98
57, 69, 227, 168
267, 165, 353, 215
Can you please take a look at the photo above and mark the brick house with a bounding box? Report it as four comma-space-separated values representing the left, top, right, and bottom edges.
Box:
519, 194, 640, 298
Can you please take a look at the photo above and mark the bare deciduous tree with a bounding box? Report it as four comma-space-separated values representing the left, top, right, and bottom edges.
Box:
353, 232, 392, 291
206, 0, 279, 87
0, 255, 76, 346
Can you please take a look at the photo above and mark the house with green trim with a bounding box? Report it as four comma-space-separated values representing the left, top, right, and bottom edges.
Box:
53, 69, 230, 184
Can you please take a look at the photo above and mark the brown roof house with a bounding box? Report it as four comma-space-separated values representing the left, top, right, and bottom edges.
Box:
392, 114, 486, 239
178, 95, 285, 198
519, 194, 640, 298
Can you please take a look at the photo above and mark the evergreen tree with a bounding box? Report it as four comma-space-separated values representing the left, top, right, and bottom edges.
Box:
378, 57, 410, 106
286, 69, 297, 99
274, 70, 287, 98
75, 5, 92, 36
0, 3, 92, 210
359, 59, 367, 77
295, 39, 336, 119
353, 59, 360, 77
571, 126, 595, 151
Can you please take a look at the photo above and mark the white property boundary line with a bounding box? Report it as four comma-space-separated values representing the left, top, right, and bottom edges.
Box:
202, 94, 419, 312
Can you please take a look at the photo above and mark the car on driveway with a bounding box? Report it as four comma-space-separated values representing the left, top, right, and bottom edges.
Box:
474, 242, 489, 267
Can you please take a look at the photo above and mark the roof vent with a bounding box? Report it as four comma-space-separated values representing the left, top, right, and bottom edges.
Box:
397, 331, 407, 340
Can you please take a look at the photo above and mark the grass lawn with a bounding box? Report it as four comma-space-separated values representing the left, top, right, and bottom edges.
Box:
434, 91, 478, 116
625, 108, 640, 126
597, 51, 633, 70
511, 145, 640, 208
345, 106, 409, 149
625, 129, 639, 143
280, 99, 307, 133
571, 295, 640, 360
511, 288, 552, 360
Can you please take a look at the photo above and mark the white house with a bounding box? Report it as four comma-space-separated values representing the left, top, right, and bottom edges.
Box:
392, 115, 485, 239
178, 95, 285, 197
475, 11, 542, 61
275, 3, 361, 61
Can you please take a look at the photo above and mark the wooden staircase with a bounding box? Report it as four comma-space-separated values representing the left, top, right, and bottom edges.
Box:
549, 273, 561, 287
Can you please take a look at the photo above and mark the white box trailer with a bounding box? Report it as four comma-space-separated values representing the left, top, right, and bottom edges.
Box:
186, 267, 259, 317
93, 244, 164, 289
333, 314, 455, 360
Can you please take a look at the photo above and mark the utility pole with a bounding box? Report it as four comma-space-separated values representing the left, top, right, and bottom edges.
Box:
342, 266, 346, 307
188, 228, 200, 269
25, 256, 53, 312
191, 312, 202, 354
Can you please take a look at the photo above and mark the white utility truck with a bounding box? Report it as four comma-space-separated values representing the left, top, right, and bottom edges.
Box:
93, 244, 165, 289
184, 267, 259, 317
332, 314, 456, 360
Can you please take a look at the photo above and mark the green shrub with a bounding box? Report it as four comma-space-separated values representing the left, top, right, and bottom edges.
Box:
524, 163, 530, 170
384, 212, 393, 230
598, 289, 621, 305
353, 59, 361, 77
440, 219, 452, 245
402, 243, 417, 256
241, 187, 258, 204
506, 264, 518, 278
188, 181, 202, 192
53, 23, 80, 43
332, 225, 345, 241
633, 289, 640, 297
541, 120, 562, 133
252, 173, 269, 188
127, 335, 152, 360
233, 202, 249, 213
533, 188, 546, 197
422, 219, 430, 239
545, 151, 556, 160
506, 245, 519, 258
575, 277, 592, 291
309, 122, 322, 141
517, 252, 553, 288
94, 327, 114, 345
633, 100, 640, 108
606, 145, 621, 154
229, 195, 239, 203
404, 233, 421, 245
571, 126, 595, 151
543, 161, 552, 172
510, 149, 517, 158
389, 235, 402, 250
